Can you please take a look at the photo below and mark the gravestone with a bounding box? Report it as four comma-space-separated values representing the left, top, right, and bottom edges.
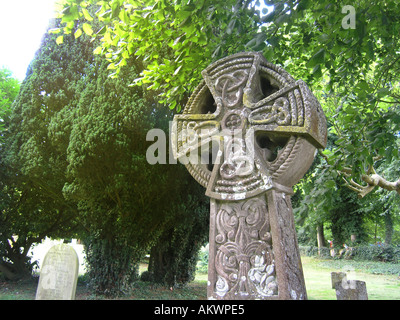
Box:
35, 244, 79, 300
331, 272, 368, 300
331, 271, 347, 289
172, 52, 327, 300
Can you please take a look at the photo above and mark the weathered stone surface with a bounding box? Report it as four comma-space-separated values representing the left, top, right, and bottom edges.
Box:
172, 52, 326, 201
35, 244, 79, 300
331, 272, 368, 300
208, 194, 278, 299
331, 272, 347, 289
336, 280, 368, 300
172, 52, 327, 300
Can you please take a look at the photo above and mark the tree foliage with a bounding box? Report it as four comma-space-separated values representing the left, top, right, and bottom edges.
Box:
0, 68, 19, 140
1, 19, 91, 279
55, 0, 400, 196
55, 0, 264, 110
62, 50, 209, 294
54, 0, 400, 248
3, 15, 210, 293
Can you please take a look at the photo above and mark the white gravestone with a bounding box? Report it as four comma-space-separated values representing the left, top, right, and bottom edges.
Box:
35, 244, 79, 300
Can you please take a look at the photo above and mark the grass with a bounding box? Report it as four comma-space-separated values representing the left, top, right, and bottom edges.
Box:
1, 256, 399, 300
302, 256, 400, 300
0, 277, 38, 300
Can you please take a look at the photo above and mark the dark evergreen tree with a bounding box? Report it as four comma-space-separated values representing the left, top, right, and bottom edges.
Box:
328, 185, 368, 247
146, 182, 209, 287
1, 24, 82, 279
4, 16, 210, 292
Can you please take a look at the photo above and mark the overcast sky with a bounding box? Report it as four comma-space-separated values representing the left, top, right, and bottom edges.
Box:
0, 0, 57, 81
0, 0, 273, 82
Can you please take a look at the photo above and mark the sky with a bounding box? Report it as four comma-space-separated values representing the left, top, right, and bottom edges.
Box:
0, 0, 58, 81
0, 1, 272, 82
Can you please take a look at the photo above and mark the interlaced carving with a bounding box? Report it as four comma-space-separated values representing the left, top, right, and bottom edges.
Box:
172, 52, 327, 300
172, 52, 326, 201
249, 97, 290, 125
215, 70, 248, 109
213, 196, 277, 299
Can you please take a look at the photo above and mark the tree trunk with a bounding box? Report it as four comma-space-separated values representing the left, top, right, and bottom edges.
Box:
384, 211, 393, 246
84, 235, 141, 296
147, 230, 172, 284
0, 263, 20, 280
316, 223, 325, 256
0, 238, 34, 280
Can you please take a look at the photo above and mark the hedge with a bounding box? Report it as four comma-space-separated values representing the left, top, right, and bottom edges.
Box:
299, 245, 400, 263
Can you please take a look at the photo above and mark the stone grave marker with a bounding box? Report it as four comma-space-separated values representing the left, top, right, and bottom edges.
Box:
331, 271, 347, 289
35, 244, 79, 300
172, 52, 327, 300
331, 272, 368, 300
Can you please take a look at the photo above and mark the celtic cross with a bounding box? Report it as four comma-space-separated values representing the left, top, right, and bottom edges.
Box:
172, 52, 327, 300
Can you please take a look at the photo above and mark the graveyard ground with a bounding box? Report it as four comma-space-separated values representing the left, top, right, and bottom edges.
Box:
1, 255, 399, 300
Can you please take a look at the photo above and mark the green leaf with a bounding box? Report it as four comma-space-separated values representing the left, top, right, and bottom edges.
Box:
324, 180, 336, 189
82, 8, 94, 21
56, 35, 64, 45
377, 87, 390, 98
74, 28, 82, 39
82, 23, 93, 36
226, 19, 236, 35
312, 64, 322, 78
307, 48, 325, 68
107, 63, 116, 70
104, 31, 112, 44
93, 46, 103, 55
61, 5, 79, 23
173, 65, 182, 76
111, 1, 121, 19
119, 9, 130, 24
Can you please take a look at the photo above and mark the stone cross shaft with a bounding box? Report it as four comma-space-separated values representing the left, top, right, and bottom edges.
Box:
172, 52, 327, 300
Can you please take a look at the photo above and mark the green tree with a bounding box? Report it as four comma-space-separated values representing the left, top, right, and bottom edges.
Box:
62, 54, 171, 295
63, 56, 210, 294
56, 0, 264, 110
146, 186, 209, 287
0, 68, 23, 279
0, 67, 19, 140
5, 15, 210, 294
361, 153, 400, 245
56, 0, 400, 198
1, 20, 89, 279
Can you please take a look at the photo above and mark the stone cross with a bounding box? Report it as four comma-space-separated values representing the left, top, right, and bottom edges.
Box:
35, 244, 79, 300
172, 52, 327, 300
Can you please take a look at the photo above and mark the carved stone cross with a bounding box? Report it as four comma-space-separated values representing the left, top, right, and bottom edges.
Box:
172, 52, 327, 300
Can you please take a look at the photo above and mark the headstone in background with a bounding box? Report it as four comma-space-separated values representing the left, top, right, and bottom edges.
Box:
35, 244, 79, 300
331, 271, 347, 289
331, 272, 368, 300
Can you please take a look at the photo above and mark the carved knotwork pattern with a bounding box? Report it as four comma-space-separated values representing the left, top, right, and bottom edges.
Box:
213, 197, 278, 299
172, 52, 327, 200
215, 70, 248, 109
249, 97, 290, 125
171, 52, 326, 301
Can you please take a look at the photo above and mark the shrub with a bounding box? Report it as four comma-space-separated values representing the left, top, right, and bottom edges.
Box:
196, 246, 209, 274
352, 245, 400, 263
299, 245, 331, 259
300, 244, 400, 263
83, 234, 142, 297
